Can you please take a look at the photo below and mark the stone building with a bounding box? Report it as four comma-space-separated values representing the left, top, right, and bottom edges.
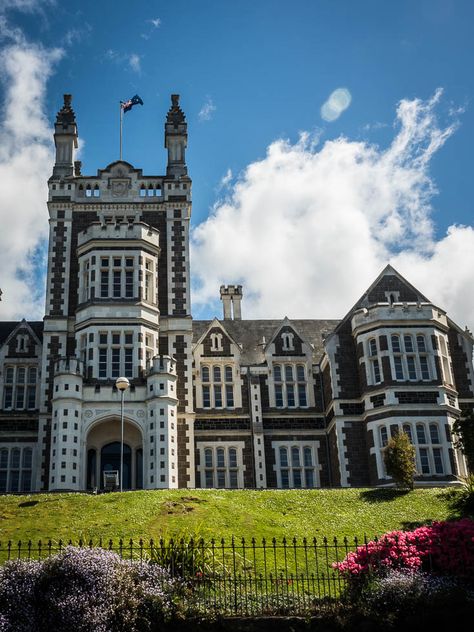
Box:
0, 94, 473, 493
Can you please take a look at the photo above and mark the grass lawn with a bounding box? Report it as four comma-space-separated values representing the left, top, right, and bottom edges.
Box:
0, 487, 459, 545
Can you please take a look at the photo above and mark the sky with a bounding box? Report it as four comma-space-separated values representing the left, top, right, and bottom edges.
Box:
0, 0, 473, 332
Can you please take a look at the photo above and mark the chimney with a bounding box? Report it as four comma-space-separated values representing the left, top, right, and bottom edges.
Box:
220, 285, 243, 320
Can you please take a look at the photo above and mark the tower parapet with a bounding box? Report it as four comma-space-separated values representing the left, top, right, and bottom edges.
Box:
165, 94, 188, 178
52, 94, 78, 179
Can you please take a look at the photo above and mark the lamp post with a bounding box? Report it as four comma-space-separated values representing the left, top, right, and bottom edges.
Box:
115, 376, 130, 492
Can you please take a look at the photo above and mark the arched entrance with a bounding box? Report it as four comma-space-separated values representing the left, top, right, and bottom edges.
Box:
101, 442, 132, 489
85, 417, 143, 491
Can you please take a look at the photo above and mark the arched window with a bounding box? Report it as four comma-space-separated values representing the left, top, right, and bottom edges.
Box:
402, 424, 413, 442
200, 444, 241, 488
429, 423, 440, 444
274, 443, 317, 488
416, 424, 426, 444
416, 335, 426, 352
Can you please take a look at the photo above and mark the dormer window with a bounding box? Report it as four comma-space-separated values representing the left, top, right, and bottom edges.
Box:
281, 332, 295, 351
16, 334, 28, 353
385, 291, 400, 304
210, 333, 223, 352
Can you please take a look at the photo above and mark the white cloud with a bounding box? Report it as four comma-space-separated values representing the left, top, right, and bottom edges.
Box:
128, 53, 141, 73
198, 97, 216, 122
0, 41, 62, 319
141, 17, 161, 39
321, 87, 352, 122
191, 91, 474, 331
104, 49, 142, 74
217, 168, 233, 192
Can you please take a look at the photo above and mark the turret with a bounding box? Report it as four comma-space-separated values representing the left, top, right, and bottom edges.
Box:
52, 94, 78, 179
165, 94, 188, 178
49, 357, 84, 491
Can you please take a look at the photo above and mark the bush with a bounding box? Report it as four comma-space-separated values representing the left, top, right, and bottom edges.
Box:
444, 474, 474, 518
333, 518, 474, 581
357, 568, 473, 626
383, 431, 416, 489
453, 414, 474, 473
0, 546, 182, 632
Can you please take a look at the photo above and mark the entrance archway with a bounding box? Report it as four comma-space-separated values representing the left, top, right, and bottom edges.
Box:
101, 442, 132, 489
85, 417, 143, 490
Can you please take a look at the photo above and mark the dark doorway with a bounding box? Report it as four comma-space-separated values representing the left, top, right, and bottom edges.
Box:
100, 442, 131, 490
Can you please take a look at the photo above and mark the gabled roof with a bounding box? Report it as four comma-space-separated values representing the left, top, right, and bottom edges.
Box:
263, 316, 313, 354
192, 319, 339, 365
0, 320, 43, 346
334, 264, 431, 333
192, 317, 242, 350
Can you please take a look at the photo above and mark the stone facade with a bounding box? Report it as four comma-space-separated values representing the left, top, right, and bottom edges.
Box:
1, 94, 473, 493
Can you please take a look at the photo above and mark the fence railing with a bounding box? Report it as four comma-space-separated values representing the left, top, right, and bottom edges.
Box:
0, 536, 360, 614
0, 533, 457, 616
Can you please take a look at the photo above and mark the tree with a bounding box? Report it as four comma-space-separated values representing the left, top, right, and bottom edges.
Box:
453, 412, 474, 473
383, 431, 416, 490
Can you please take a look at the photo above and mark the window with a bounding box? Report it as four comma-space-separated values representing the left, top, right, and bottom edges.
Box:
391, 332, 432, 381
96, 331, 135, 379
378, 421, 446, 479
368, 339, 382, 384
372, 359, 381, 384
144, 260, 155, 303
273, 363, 308, 408
273, 443, 318, 488
438, 336, 453, 385
210, 333, 223, 352
2, 366, 37, 410
0, 447, 33, 492
281, 332, 295, 351
201, 364, 234, 408
369, 338, 377, 357
200, 444, 242, 488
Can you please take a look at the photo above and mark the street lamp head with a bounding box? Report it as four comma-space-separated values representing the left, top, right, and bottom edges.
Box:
115, 376, 130, 392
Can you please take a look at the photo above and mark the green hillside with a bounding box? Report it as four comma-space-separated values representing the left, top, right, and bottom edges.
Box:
0, 487, 457, 545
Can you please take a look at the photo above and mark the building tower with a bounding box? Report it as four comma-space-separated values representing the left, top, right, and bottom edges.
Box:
36, 94, 195, 491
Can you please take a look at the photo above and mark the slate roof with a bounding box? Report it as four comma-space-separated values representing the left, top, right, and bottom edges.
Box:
192, 319, 340, 365
0, 321, 44, 345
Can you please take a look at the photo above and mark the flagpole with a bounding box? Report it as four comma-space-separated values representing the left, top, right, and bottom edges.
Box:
120, 102, 123, 160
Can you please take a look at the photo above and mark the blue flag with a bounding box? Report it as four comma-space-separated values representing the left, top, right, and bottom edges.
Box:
120, 94, 144, 113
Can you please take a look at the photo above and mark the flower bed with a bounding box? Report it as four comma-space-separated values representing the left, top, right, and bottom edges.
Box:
333, 518, 474, 579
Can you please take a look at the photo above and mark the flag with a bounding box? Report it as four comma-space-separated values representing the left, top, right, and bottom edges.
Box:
120, 94, 144, 113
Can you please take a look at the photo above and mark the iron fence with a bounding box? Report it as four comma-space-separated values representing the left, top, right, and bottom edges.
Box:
0, 536, 359, 614
0, 533, 463, 616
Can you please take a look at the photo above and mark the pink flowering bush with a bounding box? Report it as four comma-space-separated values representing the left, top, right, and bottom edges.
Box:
334, 518, 474, 580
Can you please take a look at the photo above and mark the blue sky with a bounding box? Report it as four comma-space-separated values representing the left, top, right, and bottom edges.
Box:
0, 0, 473, 328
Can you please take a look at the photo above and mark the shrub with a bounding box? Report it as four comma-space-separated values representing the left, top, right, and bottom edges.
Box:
453, 413, 474, 473
359, 568, 471, 624
0, 546, 181, 632
383, 431, 416, 489
333, 518, 474, 581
